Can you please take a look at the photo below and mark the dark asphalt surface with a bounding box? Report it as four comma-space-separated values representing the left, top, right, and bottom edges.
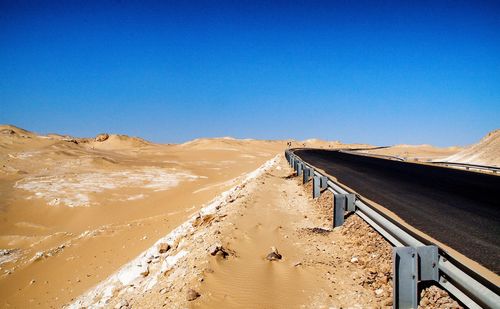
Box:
295, 149, 500, 274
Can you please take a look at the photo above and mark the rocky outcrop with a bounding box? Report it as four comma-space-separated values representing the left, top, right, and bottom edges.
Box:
95, 133, 110, 142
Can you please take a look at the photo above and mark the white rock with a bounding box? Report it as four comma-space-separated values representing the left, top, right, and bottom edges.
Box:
160, 250, 189, 273
31, 252, 45, 262
114, 299, 128, 309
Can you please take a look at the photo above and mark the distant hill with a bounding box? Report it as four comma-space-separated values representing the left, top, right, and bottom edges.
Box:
441, 129, 500, 167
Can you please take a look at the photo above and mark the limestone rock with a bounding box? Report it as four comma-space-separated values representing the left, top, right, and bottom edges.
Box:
139, 264, 149, 277
158, 243, 170, 254
186, 289, 200, 301
31, 251, 45, 262
266, 246, 282, 261
114, 299, 129, 309
208, 243, 229, 258
0, 129, 15, 135
95, 133, 110, 142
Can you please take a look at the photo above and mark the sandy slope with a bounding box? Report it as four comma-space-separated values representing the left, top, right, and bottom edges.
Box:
0, 125, 289, 307
441, 129, 500, 167
69, 155, 394, 308
0, 125, 468, 308
68, 154, 460, 309
351, 144, 462, 162
1, 125, 357, 307
355, 129, 500, 166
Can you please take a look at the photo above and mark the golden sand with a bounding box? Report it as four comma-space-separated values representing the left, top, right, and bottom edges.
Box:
2, 124, 494, 308
1, 125, 351, 307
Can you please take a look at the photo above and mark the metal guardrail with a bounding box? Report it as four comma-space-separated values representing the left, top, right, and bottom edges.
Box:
341, 149, 500, 174
430, 161, 500, 174
339, 149, 406, 162
285, 150, 499, 309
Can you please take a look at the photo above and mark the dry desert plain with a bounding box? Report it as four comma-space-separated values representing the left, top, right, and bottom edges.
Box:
1, 125, 497, 308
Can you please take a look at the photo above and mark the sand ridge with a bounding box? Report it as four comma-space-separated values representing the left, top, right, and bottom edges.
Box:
350, 129, 500, 168
76, 154, 461, 308
71, 155, 392, 308
441, 129, 500, 167
0, 124, 479, 307
0, 125, 292, 307
1, 125, 352, 307
350, 144, 462, 162
68, 155, 280, 308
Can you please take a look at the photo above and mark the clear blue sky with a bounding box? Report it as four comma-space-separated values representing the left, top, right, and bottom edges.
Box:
1, 1, 499, 146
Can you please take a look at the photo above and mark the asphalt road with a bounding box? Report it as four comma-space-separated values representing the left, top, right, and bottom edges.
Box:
294, 149, 500, 274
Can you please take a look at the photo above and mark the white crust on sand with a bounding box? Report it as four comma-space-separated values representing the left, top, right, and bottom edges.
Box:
67, 155, 279, 308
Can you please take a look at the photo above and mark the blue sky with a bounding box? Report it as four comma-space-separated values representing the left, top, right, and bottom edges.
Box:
1, 1, 499, 146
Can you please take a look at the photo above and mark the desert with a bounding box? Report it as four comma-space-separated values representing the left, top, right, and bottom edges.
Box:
0, 125, 288, 307
2, 2, 499, 308
0, 125, 360, 307
2, 125, 498, 308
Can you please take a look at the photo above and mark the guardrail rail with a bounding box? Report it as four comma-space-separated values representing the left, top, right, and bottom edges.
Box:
285, 149, 500, 309
430, 161, 500, 174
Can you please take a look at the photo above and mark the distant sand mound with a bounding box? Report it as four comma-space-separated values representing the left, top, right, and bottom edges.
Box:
0, 124, 36, 138
300, 139, 344, 147
393, 144, 433, 148
45, 134, 68, 140
442, 129, 500, 167
180, 137, 348, 150
181, 137, 265, 150
90, 134, 151, 149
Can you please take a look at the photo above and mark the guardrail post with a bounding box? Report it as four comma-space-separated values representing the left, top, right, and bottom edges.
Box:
333, 194, 345, 227
346, 194, 356, 212
303, 167, 312, 184
333, 194, 356, 227
313, 176, 320, 198
393, 247, 418, 309
320, 176, 328, 190
297, 162, 303, 176
417, 245, 438, 282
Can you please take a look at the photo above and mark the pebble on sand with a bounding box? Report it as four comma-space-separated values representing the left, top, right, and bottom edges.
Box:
186, 289, 200, 301
114, 299, 129, 309
266, 246, 282, 261
208, 243, 229, 258
158, 243, 170, 254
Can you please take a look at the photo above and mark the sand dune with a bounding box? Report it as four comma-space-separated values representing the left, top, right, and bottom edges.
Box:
4, 125, 374, 307
1, 126, 353, 307
351, 143, 462, 161
0, 124, 470, 307
0, 125, 36, 138
68, 155, 460, 309
0, 125, 291, 307
441, 129, 500, 167
87, 134, 152, 150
